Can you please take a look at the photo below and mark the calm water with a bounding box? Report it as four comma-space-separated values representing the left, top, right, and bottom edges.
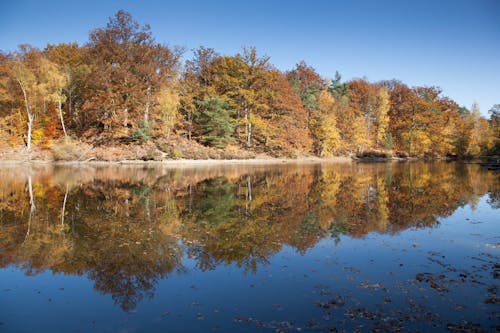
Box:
0, 162, 498, 332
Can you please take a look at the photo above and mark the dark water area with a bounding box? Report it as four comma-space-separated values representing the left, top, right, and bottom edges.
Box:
0, 162, 498, 332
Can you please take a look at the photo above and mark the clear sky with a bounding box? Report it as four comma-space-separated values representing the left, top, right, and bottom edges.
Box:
1, 0, 499, 115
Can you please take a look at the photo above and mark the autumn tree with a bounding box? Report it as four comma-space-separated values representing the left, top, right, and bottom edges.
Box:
489, 104, 500, 125
208, 47, 271, 147
45, 43, 90, 135
178, 47, 218, 140
465, 102, 493, 156
488, 104, 500, 154
265, 70, 312, 155
287, 61, 325, 112
1, 46, 63, 150
6, 50, 38, 150
375, 88, 390, 147
0, 52, 24, 146
347, 79, 379, 148
157, 89, 179, 140
43, 59, 69, 138
310, 90, 341, 156
83, 10, 182, 141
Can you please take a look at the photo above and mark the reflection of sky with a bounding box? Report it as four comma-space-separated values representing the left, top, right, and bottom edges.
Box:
1, 0, 499, 115
1, 195, 498, 332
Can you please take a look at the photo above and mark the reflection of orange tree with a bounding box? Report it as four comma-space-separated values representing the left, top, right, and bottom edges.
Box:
58, 181, 184, 311
0, 176, 184, 311
386, 163, 480, 232
0, 163, 498, 311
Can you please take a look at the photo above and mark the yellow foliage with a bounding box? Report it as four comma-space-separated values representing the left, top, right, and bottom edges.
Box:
31, 128, 45, 145
157, 89, 179, 139
376, 89, 390, 146
320, 113, 341, 156
352, 116, 371, 153
311, 90, 342, 156
250, 113, 278, 147
402, 129, 432, 156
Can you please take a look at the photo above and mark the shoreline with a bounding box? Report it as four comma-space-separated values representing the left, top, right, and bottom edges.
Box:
1, 155, 492, 167
0, 156, 355, 167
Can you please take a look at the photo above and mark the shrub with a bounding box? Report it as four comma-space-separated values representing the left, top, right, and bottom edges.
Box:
131, 121, 153, 143
52, 138, 82, 161
171, 147, 182, 159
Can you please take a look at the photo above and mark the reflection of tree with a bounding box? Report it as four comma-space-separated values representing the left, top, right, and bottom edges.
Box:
60, 181, 184, 311
485, 171, 500, 209
181, 176, 279, 273
488, 191, 500, 209
184, 177, 237, 226
0, 162, 497, 311
0, 173, 184, 311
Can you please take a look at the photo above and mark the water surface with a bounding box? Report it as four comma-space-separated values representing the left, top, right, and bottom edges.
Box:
0, 162, 498, 332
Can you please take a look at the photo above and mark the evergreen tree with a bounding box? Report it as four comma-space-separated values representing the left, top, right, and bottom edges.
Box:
195, 97, 236, 148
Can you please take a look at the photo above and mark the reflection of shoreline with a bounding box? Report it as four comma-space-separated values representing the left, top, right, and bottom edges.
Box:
0, 162, 498, 310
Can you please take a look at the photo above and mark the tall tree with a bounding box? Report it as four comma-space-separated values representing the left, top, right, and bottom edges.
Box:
43, 59, 69, 138
83, 10, 182, 141
179, 47, 218, 140
265, 70, 312, 155
310, 90, 341, 156
210, 47, 270, 147
286, 61, 325, 112
488, 104, 500, 154
45, 43, 90, 134
375, 88, 390, 147
157, 89, 179, 140
4, 46, 52, 150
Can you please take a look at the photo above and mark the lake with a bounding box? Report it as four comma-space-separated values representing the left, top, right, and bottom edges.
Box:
0, 161, 498, 332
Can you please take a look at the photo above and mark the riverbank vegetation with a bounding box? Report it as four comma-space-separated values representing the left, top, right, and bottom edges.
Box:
1, 11, 499, 160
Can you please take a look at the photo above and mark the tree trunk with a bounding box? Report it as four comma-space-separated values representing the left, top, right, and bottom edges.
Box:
144, 86, 151, 124
245, 176, 252, 215
25, 175, 36, 242
58, 94, 68, 138
61, 184, 69, 225
247, 122, 252, 147
244, 108, 252, 147
17, 79, 34, 151
27, 113, 34, 152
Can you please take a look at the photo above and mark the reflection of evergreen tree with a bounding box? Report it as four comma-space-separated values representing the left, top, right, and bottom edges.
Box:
185, 177, 237, 226
131, 184, 153, 207
291, 212, 322, 254
329, 217, 351, 245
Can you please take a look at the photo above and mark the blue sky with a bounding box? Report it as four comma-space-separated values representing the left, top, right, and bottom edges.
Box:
1, 0, 499, 115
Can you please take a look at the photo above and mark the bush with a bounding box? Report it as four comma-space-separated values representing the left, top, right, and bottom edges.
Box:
143, 147, 163, 161
131, 121, 153, 143
52, 138, 83, 161
171, 147, 182, 159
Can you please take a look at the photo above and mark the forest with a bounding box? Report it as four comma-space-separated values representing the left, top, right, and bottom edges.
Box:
1, 10, 499, 160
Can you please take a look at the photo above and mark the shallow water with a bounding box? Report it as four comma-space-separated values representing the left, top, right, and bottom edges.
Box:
0, 162, 498, 332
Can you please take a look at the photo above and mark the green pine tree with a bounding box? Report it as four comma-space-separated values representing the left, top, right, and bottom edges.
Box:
196, 97, 236, 148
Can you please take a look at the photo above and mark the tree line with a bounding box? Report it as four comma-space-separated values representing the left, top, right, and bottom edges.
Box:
1, 10, 499, 158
